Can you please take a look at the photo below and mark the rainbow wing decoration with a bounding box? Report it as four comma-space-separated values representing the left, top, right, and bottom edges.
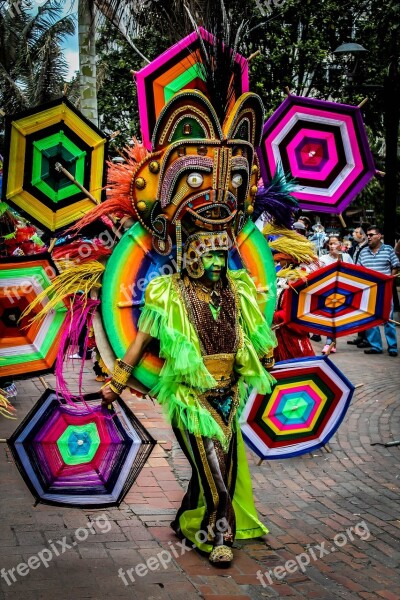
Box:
257, 95, 375, 214
0, 254, 67, 379
98, 220, 276, 390
284, 262, 393, 338
135, 27, 249, 150
2, 98, 107, 233
240, 355, 354, 459
8, 390, 155, 507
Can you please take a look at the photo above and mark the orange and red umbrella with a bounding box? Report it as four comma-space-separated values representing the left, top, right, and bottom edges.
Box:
283, 261, 393, 338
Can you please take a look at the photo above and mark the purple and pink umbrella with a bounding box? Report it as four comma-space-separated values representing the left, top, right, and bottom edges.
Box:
8, 389, 155, 507
257, 95, 375, 214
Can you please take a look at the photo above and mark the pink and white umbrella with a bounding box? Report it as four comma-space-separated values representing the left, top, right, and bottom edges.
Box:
257, 95, 375, 214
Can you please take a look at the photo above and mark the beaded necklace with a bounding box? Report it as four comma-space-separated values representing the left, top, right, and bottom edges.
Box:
179, 274, 238, 355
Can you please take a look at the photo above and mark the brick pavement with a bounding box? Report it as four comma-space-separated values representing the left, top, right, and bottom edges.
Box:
0, 330, 399, 600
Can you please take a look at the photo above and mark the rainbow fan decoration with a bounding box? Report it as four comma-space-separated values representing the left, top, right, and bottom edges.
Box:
97, 220, 276, 390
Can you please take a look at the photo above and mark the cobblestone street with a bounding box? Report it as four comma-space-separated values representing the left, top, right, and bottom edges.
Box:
1, 332, 399, 600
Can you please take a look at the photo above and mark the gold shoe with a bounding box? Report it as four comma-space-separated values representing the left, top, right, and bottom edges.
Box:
209, 545, 233, 565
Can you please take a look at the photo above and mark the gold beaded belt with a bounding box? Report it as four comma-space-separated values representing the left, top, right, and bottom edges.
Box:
203, 353, 235, 389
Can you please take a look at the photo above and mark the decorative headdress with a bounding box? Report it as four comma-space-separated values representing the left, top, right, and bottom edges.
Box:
130, 88, 263, 270
73, 26, 269, 276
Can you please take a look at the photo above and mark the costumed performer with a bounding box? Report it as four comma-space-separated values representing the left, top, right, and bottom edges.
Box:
26, 20, 298, 567
101, 230, 277, 565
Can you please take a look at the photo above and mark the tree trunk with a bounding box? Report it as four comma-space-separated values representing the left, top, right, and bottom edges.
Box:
78, 0, 98, 126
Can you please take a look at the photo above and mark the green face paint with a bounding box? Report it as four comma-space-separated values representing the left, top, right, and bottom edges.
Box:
201, 250, 226, 282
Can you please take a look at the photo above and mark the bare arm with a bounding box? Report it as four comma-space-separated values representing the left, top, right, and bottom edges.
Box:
122, 330, 153, 366
101, 330, 153, 403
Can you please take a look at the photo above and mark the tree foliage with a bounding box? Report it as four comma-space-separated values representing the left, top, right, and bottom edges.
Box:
96, 0, 399, 220
0, 0, 76, 112
0, 0, 78, 154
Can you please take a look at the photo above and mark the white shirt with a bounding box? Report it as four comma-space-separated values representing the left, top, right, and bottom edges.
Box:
319, 252, 354, 266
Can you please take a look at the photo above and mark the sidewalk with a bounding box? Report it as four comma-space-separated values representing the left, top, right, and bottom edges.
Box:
1, 331, 399, 600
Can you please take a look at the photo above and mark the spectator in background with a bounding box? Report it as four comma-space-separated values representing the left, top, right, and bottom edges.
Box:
292, 220, 307, 236
319, 235, 354, 354
298, 216, 313, 238
347, 224, 370, 347
349, 225, 370, 263
394, 238, 400, 262
358, 226, 400, 356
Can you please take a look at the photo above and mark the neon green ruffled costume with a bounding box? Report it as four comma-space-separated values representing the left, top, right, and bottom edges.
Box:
138, 268, 276, 552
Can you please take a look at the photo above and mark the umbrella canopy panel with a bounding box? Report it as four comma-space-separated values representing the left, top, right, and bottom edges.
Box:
257, 95, 375, 214
240, 355, 355, 459
135, 27, 249, 150
8, 390, 156, 507
0, 254, 67, 378
2, 98, 107, 234
284, 261, 393, 338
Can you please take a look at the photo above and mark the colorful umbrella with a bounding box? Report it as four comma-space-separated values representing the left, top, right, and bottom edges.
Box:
283, 261, 393, 338
135, 27, 249, 150
240, 356, 354, 459
8, 389, 155, 507
257, 95, 375, 214
0, 254, 68, 379
2, 98, 107, 233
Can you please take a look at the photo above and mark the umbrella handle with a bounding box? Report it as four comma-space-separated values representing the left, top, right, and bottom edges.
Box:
323, 341, 336, 356
389, 318, 400, 326
55, 162, 100, 205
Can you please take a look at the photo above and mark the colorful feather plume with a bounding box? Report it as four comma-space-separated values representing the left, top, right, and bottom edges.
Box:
69, 139, 149, 234
21, 261, 105, 324
186, 2, 249, 125
52, 239, 113, 264
253, 166, 299, 227
54, 296, 100, 403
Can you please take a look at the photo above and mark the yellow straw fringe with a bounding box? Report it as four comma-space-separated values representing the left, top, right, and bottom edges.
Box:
277, 266, 309, 283
0, 391, 16, 419
263, 223, 317, 264
21, 261, 105, 324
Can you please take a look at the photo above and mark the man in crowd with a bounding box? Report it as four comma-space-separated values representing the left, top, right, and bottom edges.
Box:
347, 224, 370, 348
358, 226, 400, 356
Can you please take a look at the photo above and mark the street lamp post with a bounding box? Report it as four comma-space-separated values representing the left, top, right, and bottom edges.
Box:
334, 43, 399, 246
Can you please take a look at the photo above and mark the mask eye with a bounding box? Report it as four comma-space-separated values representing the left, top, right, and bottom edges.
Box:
231, 173, 243, 188
187, 172, 204, 188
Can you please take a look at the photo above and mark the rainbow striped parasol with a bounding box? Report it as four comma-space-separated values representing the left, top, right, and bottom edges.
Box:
0, 254, 67, 379
135, 27, 249, 150
8, 389, 155, 507
240, 356, 355, 459
283, 261, 393, 338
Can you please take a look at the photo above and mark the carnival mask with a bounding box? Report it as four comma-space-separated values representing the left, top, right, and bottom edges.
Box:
129, 89, 264, 269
